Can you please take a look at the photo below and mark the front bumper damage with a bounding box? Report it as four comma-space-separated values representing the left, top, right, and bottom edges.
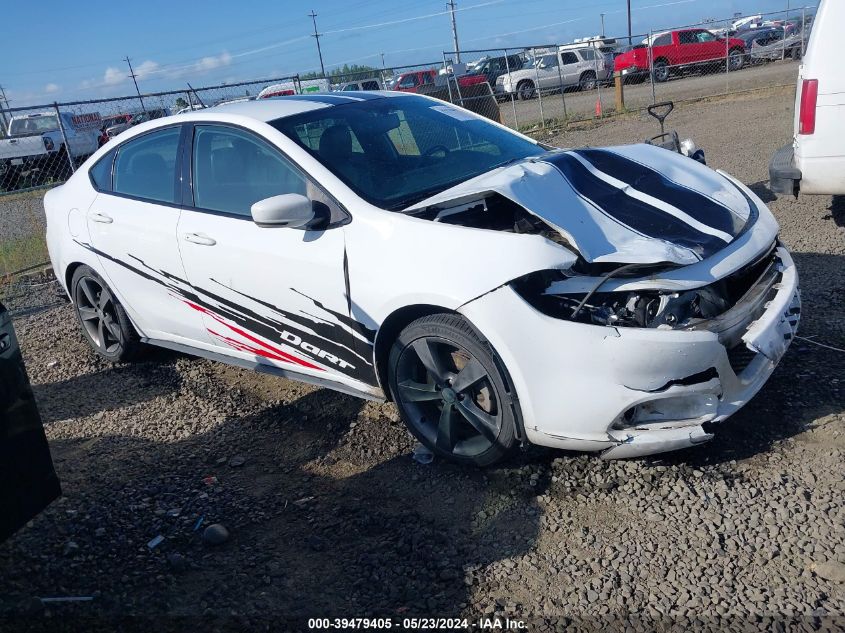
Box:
459, 246, 800, 459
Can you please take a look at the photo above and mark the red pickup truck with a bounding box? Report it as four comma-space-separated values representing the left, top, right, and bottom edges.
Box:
614, 29, 746, 82
392, 69, 486, 93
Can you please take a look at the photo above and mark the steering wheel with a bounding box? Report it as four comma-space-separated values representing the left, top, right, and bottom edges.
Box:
423, 145, 450, 160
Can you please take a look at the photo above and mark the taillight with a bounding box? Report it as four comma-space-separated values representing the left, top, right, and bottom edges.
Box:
799, 79, 818, 135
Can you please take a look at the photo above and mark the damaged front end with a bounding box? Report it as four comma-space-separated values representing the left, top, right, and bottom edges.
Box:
411, 142, 800, 459
505, 243, 800, 458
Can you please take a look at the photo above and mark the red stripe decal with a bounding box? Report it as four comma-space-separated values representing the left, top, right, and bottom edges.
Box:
181, 299, 323, 371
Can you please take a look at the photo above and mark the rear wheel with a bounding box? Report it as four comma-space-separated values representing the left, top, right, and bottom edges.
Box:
517, 80, 535, 100
579, 71, 597, 91
388, 314, 517, 467
71, 265, 141, 362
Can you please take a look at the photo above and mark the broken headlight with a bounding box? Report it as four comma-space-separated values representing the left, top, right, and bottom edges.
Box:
512, 271, 730, 329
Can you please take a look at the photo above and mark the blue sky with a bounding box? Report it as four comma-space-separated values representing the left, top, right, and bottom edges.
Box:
1, 0, 808, 104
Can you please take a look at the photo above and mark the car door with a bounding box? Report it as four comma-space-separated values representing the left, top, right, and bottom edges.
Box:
559, 51, 580, 87
0, 301, 61, 542
677, 30, 702, 64
86, 124, 211, 345
176, 123, 371, 389
695, 29, 723, 63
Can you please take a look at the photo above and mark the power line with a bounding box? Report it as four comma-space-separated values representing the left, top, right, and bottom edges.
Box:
448, 0, 462, 62
124, 56, 147, 113
308, 10, 326, 77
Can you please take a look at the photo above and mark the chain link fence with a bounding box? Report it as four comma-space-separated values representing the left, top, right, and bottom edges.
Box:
0, 5, 819, 278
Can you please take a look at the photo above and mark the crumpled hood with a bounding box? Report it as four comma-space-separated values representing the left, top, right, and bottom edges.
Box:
410, 143, 755, 265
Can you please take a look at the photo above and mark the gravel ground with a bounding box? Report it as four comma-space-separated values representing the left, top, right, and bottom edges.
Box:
0, 86, 843, 631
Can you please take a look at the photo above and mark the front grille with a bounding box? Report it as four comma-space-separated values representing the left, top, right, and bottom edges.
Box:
727, 343, 758, 374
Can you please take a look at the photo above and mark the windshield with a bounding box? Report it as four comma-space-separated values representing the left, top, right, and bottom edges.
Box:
271, 95, 545, 210
9, 115, 58, 135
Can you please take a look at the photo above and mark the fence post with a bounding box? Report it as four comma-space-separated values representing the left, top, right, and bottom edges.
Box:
594, 49, 603, 118
533, 47, 546, 128
443, 53, 456, 106
503, 49, 520, 130
648, 31, 656, 105
553, 46, 568, 122
801, 8, 806, 58
53, 103, 75, 175
725, 18, 731, 94
614, 71, 625, 113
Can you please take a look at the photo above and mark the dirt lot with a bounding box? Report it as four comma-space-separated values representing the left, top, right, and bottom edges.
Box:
0, 85, 843, 630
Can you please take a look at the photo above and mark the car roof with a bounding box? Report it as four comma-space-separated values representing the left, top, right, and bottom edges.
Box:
190, 91, 402, 123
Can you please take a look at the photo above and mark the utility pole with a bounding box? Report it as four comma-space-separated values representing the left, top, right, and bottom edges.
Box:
124, 56, 147, 114
308, 10, 326, 77
380, 53, 386, 70
600, 13, 605, 37
627, 0, 632, 45
447, 0, 461, 63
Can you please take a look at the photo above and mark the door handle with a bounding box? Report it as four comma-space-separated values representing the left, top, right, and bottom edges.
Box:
90, 212, 113, 224
183, 232, 216, 246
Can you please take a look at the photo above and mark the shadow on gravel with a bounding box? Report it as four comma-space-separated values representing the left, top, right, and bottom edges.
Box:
747, 181, 778, 203
1, 384, 545, 626
33, 362, 182, 425
828, 195, 845, 227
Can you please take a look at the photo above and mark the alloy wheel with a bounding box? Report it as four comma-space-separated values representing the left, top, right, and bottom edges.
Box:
395, 336, 502, 459
75, 276, 123, 355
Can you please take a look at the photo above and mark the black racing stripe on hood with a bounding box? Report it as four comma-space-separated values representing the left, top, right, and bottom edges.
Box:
573, 148, 744, 235
541, 152, 728, 258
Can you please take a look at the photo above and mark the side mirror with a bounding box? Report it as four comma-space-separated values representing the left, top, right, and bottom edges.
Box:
251, 194, 315, 228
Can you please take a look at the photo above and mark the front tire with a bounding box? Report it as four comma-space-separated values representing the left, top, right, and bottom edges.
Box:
388, 314, 517, 467
728, 48, 744, 71
71, 265, 141, 362
652, 60, 669, 83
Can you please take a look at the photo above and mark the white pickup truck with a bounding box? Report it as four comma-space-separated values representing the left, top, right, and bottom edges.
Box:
0, 111, 101, 191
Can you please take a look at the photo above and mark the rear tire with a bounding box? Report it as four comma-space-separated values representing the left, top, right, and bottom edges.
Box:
517, 80, 535, 101
71, 265, 141, 362
388, 314, 518, 467
579, 71, 596, 91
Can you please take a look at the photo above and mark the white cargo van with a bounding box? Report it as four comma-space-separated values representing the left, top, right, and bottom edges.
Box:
769, 0, 845, 196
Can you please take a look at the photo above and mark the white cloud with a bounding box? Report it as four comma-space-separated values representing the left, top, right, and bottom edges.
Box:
134, 60, 160, 80
103, 66, 126, 86
44, 83, 60, 94
196, 51, 232, 72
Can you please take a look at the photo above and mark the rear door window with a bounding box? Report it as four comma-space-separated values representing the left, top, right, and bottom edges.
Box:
679, 31, 698, 44
112, 127, 181, 204
560, 52, 579, 65
89, 149, 115, 191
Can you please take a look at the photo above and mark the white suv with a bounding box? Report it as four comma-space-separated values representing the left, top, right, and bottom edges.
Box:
497, 47, 610, 100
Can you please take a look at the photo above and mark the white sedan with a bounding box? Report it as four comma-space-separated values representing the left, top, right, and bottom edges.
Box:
45, 92, 800, 466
